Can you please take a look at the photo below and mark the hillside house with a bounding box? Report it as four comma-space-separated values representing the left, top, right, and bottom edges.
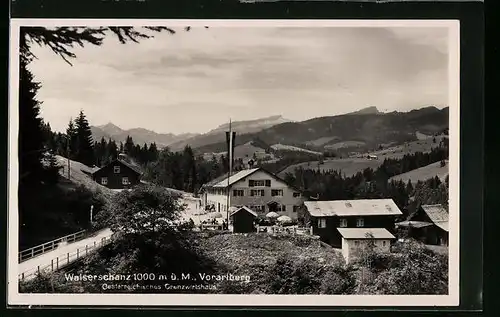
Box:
91, 157, 142, 189
304, 199, 402, 247
338, 228, 396, 264
199, 167, 305, 219
395, 204, 449, 246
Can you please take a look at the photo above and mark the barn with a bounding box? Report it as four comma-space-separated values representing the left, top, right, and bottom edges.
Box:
396, 204, 449, 246
230, 206, 258, 233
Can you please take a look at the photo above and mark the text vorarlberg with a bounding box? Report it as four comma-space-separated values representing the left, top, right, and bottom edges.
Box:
198, 273, 250, 283
64, 273, 251, 283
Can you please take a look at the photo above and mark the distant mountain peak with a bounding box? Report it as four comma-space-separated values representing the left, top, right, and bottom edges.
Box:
349, 106, 381, 115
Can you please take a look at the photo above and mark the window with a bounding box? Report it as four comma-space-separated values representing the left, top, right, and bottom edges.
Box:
293, 192, 301, 198
250, 180, 265, 187
339, 218, 347, 227
252, 205, 265, 212
113, 166, 121, 173
122, 177, 130, 185
383, 241, 387, 247
265, 180, 271, 187
271, 189, 283, 196
250, 189, 265, 197
281, 205, 286, 212
356, 218, 364, 227
101, 177, 108, 185
293, 205, 300, 213
318, 218, 326, 228
233, 189, 244, 197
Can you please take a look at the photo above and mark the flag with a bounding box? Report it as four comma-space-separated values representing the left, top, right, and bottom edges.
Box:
225, 130, 236, 172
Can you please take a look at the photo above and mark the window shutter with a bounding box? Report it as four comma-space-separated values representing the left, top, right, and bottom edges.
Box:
265, 180, 271, 187
249, 180, 254, 187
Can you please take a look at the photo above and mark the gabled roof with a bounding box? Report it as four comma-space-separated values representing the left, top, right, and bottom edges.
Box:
304, 199, 402, 217
420, 204, 449, 232
202, 167, 304, 193
92, 159, 142, 175
337, 228, 396, 240
229, 206, 258, 218
212, 168, 260, 188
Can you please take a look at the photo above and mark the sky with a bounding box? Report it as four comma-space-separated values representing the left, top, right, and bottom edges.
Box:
27, 25, 450, 135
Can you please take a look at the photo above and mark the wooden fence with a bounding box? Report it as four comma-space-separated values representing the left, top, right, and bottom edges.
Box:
18, 230, 87, 263
18, 234, 114, 282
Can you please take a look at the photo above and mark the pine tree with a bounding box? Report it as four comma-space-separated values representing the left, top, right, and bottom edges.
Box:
73, 110, 95, 166
19, 57, 45, 183
66, 118, 77, 159
123, 136, 133, 155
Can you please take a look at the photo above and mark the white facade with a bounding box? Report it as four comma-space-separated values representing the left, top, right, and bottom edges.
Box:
341, 238, 392, 264
202, 169, 305, 219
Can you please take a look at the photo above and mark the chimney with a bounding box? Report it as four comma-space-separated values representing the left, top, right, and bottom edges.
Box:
118, 153, 128, 162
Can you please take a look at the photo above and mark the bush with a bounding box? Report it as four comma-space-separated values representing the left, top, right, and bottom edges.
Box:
265, 254, 355, 294
354, 239, 448, 295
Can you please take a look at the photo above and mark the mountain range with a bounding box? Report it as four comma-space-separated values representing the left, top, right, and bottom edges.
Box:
91, 106, 449, 154
91, 115, 290, 149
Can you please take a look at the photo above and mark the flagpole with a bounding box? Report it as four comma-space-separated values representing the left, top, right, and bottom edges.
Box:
226, 119, 232, 226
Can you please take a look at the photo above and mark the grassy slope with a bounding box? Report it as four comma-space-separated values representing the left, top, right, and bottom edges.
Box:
198, 233, 344, 287
389, 160, 449, 183
270, 144, 322, 155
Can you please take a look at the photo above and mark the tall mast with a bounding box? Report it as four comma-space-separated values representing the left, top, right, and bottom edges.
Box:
226, 119, 233, 225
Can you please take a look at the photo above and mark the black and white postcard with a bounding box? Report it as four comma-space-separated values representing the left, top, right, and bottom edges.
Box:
8, 19, 460, 307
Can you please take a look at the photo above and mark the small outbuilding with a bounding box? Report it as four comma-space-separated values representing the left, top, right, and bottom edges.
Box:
337, 228, 395, 264
230, 206, 258, 233
396, 204, 449, 246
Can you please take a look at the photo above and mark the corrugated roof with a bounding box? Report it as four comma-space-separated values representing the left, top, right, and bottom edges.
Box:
421, 204, 449, 232
395, 220, 433, 228
304, 199, 403, 217
337, 228, 396, 240
421, 204, 448, 222
230, 206, 258, 217
212, 168, 260, 188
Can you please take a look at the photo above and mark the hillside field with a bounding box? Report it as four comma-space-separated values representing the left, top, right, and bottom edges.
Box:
279, 136, 447, 177
389, 160, 449, 183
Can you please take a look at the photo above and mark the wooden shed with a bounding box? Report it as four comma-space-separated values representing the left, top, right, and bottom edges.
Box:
230, 206, 258, 233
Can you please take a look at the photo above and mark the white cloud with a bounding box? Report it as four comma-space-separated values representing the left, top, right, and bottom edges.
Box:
28, 26, 450, 134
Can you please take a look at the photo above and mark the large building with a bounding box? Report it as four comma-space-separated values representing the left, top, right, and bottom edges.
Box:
304, 199, 402, 247
200, 168, 305, 219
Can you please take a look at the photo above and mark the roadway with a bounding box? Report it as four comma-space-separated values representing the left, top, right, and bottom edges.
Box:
18, 228, 113, 281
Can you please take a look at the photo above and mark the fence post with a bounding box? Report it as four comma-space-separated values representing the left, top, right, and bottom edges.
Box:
52, 241, 55, 251
42, 244, 45, 253
77, 248, 79, 259
37, 266, 40, 275
67, 252, 69, 264
31, 249, 34, 258
57, 257, 59, 270
86, 245, 88, 256
51, 259, 54, 271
